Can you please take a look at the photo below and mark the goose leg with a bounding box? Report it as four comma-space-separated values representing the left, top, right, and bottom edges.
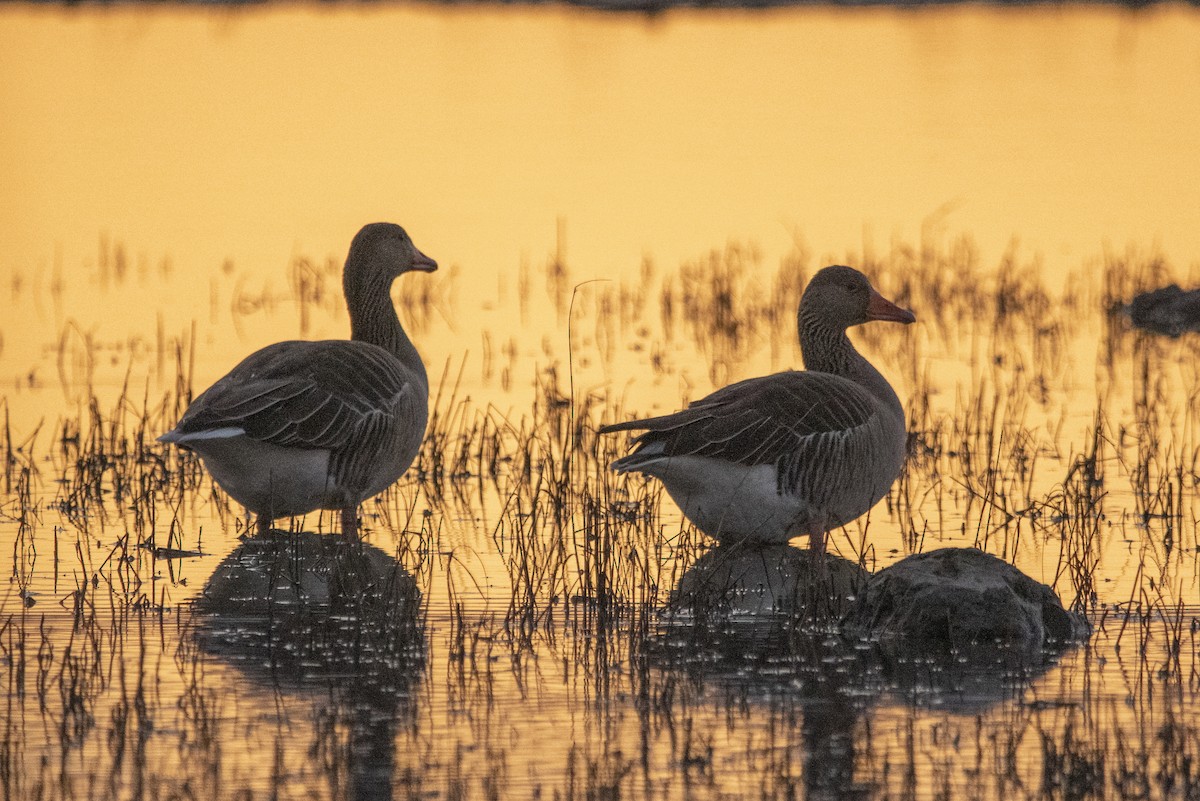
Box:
341, 507, 360, 539
809, 528, 826, 558
808, 525, 831, 588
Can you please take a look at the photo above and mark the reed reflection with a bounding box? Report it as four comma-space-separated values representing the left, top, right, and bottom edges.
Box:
194, 529, 424, 801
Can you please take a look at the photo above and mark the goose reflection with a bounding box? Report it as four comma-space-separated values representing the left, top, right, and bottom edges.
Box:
655, 542, 874, 800
668, 541, 868, 625
653, 542, 1079, 798
194, 529, 424, 801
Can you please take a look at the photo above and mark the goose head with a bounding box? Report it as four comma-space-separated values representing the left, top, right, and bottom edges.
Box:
346, 222, 438, 287
801, 265, 915, 330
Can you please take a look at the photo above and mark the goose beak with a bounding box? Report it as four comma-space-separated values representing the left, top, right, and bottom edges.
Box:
866, 288, 916, 324
411, 248, 438, 272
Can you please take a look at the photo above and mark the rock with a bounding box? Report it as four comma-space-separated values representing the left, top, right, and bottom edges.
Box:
842, 547, 1089, 653
1127, 284, 1200, 336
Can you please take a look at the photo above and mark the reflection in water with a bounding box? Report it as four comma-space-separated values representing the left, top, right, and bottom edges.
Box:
668, 542, 868, 623
655, 550, 876, 800
653, 541, 1082, 795
194, 530, 424, 801
875, 642, 1072, 714
2, 6, 1199, 794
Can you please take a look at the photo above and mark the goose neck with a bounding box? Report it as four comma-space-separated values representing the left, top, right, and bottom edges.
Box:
798, 314, 856, 376
345, 272, 427, 388
799, 312, 902, 416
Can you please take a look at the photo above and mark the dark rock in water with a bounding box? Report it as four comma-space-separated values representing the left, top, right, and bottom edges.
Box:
1127, 284, 1200, 336
669, 542, 869, 624
843, 547, 1089, 653
658, 545, 1087, 716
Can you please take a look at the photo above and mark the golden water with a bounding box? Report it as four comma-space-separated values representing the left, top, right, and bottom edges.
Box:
2, 4, 1199, 800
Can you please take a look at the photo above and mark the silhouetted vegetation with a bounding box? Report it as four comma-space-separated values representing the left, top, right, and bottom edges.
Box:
1, 232, 1197, 799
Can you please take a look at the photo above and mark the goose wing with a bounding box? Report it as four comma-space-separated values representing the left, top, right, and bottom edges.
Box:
166, 340, 420, 452
602, 370, 880, 470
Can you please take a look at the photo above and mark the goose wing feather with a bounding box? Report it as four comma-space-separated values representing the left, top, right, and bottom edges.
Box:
602, 370, 879, 469
173, 340, 419, 451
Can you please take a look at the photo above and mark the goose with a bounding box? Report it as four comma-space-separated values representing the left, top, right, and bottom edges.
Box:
600, 265, 915, 554
160, 223, 436, 538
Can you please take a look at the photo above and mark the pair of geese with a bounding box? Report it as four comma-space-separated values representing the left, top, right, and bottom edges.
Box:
161, 223, 915, 552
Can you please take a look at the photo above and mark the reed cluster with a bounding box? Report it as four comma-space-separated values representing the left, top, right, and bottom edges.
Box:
1, 233, 1197, 800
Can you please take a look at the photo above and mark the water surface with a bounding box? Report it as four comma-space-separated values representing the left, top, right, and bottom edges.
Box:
1, 4, 1199, 800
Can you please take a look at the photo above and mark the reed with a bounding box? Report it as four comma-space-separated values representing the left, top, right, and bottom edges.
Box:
1, 233, 1198, 801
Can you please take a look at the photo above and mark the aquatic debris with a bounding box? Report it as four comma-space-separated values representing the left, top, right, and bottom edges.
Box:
137, 541, 204, 559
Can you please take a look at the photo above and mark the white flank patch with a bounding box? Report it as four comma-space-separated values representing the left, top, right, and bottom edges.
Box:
166, 427, 247, 443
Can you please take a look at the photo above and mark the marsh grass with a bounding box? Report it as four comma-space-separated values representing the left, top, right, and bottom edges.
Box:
1, 233, 1199, 800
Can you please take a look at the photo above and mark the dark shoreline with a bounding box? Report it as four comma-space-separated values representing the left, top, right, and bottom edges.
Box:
5, 0, 1189, 11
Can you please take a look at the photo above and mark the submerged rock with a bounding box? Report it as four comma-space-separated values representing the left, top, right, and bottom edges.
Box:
1126, 284, 1200, 336
842, 547, 1089, 653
